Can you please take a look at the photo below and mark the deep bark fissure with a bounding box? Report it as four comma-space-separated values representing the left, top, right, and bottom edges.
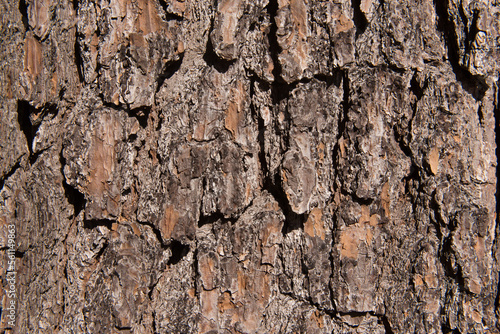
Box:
429, 191, 445, 241
274, 170, 308, 234
344, 189, 374, 206
15, 250, 25, 258
332, 69, 350, 186
18, 0, 29, 31
328, 250, 338, 315
249, 56, 308, 234
127, 106, 150, 129
439, 233, 467, 292
156, 55, 184, 93
409, 70, 424, 100
17, 100, 36, 157
352, 0, 368, 37
457, 5, 480, 57
151, 311, 157, 333
17, 101, 57, 164
394, 71, 424, 160
136, 220, 168, 249
166, 240, 190, 265
203, 18, 235, 73
60, 149, 86, 219
266, 0, 282, 84
433, 0, 487, 101
256, 98, 308, 233
93, 238, 109, 262
380, 314, 394, 334
74, 34, 85, 84
198, 209, 236, 228
83, 218, 114, 230
29, 146, 50, 165
158, 0, 184, 22
0, 161, 21, 192
441, 324, 461, 334
393, 123, 413, 159
193, 247, 200, 298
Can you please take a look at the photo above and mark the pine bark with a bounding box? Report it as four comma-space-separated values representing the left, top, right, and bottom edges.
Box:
0, 0, 499, 332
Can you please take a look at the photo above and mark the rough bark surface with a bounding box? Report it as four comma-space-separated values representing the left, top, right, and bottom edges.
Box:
0, 0, 499, 333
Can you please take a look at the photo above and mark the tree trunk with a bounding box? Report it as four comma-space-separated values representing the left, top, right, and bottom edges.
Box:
1, 0, 499, 332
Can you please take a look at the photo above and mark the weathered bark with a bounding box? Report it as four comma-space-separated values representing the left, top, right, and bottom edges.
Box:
0, 0, 499, 332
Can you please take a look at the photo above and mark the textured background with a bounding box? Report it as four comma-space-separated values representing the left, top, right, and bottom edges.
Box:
0, 0, 499, 332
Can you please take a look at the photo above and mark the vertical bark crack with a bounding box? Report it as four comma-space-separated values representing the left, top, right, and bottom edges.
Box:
433, 0, 487, 101
266, 0, 283, 84
352, 0, 368, 37
60, 149, 86, 219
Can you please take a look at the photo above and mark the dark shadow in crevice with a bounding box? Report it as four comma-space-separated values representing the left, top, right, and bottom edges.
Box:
337, 310, 371, 318
331, 70, 351, 193
192, 248, 199, 296
429, 193, 445, 241
267, 0, 283, 84
352, 0, 368, 37
17, 101, 57, 164
393, 124, 413, 159
167, 240, 190, 265
163, 12, 184, 21
136, 219, 168, 248
158, 0, 184, 21
198, 210, 223, 228
0, 161, 21, 192
410, 71, 425, 100
60, 150, 86, 219
340, 188, 374, 206
156, 54, 184, 93
197, 178, 238, 228
126, 133, 138, 143
115, 325, 132, 331
203, 18, 235, 73
18, 0, 29, 31
332, 69, 349, 162
17, 100, 37, 156
83, 218, 114, 230
402, 164, 420, 199
314, 72, 343, 88
74, 34, 85, 83
393, 71, 424, 160
29, 147, 50, 165
433, 0, 488, 101
379, 314, 394, 334
100, 97, 125, 113
441, 324, 461, 334
94, 239, 109, 262
268, 171, 308, 235
151, 312, 157, 333
127, 106, 150, 129
439, 234, 466, 291
256, 104, 270, 181
255, 94, 307, 234
382, 62, 406, 74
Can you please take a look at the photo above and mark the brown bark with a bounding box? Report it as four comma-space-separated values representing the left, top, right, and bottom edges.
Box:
0, 0, 499, 332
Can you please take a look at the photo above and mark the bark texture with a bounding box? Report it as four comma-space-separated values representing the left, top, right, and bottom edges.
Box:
0, 0, 499, 333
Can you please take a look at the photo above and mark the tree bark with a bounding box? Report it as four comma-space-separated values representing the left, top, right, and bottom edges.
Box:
0, 0, 499, 332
